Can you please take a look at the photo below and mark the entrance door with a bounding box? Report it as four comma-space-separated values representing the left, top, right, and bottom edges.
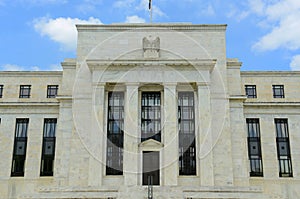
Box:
143, 151, 159, 185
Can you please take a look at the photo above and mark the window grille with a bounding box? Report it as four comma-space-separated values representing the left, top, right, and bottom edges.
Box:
11, 118, 29, 177
246, 118, 263, 177
273, 85, 284, 98
245, 85, 257, 98
141, 92, 161, 142
19, 85, 31, 98
106, 92, 124, 175
40, 119, 57, 176
47, 85, 58, 98
275, 119, 293, 177
178, 92, 196, 175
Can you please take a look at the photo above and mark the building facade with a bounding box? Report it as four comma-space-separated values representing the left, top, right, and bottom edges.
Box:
0, 23, 300, 199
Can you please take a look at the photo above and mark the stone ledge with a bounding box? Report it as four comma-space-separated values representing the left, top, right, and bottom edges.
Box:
0, 102, 59, 107
244, 102, 300, 107
183, 186, 262, 193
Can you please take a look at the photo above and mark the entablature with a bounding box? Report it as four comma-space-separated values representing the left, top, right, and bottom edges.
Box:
86, 59, 216, 72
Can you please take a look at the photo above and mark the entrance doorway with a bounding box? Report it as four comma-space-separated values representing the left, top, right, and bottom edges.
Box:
143, 151, 159, 185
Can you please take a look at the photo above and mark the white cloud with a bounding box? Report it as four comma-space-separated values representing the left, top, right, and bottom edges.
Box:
49, 64, 62, 71
76, 0, 103, 14
290, 55, 300, 71
113, 0, 135, 8
136, 0, 166, 18
248, 0, 265, 15
200, 4, 215, 17
33, 17, 102, 52
18, 0, 68, 5
1, 64, 40, 71
226, 4, 249, 21
252, 0, 300, 51
125, 15, 145, 23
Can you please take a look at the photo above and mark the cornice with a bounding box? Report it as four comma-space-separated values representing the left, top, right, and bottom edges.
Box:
0, 102, 59, 107
227, 58, 242, 69
76, 24, 227, 32
244, 102, 300, 107
0, 71, 62, 77
241, 71, 300, 77
61, 59, 76, 70
229, 95, 247, 101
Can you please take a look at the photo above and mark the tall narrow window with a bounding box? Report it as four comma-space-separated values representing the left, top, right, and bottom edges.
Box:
178, 92, 196, 175
106, 92, 124, 175
273, 85, 284, 98
245, 85, 257, 98
275, 119, 293, 177
0, 85, 3, 98
47, 85, 58, 98
40, 118, 57, 176
141, 92, 161, 142
11, 118, 29, 177
19, 85, 31, 98
246, 118, 263, 177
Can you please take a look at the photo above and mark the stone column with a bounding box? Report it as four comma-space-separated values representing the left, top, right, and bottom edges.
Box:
123, 83, 139, 186
197, 82, 214, 186
163, 83, 178, 186
88, 83, 105, 186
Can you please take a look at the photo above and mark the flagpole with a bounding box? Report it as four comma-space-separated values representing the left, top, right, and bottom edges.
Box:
149, 0, 152, 23
151, 7, 152, 23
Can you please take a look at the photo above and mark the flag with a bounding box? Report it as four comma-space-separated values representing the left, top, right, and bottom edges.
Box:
149, 0, 152, 10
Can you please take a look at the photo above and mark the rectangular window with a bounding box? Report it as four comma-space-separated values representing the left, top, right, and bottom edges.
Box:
273, 85, 284, 98
0, 85, 3, 98
19, 85, 31, 98
275, 119, 293, 177
47, 85, 58, 98
178, 92, 196, 175
246, 118, 263, 177
40, 118, 57, 176
141, 92, 161, 142
245, 85, 257, 98
11, 118, 29, 177
106, 92, 124, 175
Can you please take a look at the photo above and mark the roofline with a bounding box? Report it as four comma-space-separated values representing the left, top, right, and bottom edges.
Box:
76, 23, 227, 31
241, 71, 300, 76
0, 71, 63, 77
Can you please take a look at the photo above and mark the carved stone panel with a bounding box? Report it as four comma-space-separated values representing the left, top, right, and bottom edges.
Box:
143, 35, 160, 58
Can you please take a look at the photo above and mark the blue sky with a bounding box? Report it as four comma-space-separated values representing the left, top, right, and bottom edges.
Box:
0, 0, 300, 71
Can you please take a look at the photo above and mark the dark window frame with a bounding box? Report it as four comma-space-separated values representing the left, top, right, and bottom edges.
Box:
106, 92, 124, 175
273, 85, 285, 98
275, 119, 293, 177
141, 92, 161, 142
178, 92, 196, 176
246, 118, 263, 177
47, 85, 58, 98
11, 118, 29, 177
0, 85, 3, 98
245, 85, 257, 98
19, 85, 31, 98
40, 118, 57, 176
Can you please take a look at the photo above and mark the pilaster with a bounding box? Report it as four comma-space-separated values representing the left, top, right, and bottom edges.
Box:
163, 83, 178, 186
197, 82, 214, 186
88, 83, 106, 186
123, 83, 139, 186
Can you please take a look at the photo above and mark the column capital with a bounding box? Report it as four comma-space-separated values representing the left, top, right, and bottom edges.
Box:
92, 82, 106, 88
196, 82, 210, 87
163, 82, 177, 88
125, 82, 140, 87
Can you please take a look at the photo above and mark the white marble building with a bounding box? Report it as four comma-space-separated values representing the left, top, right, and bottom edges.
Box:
0, 23, 300, 199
